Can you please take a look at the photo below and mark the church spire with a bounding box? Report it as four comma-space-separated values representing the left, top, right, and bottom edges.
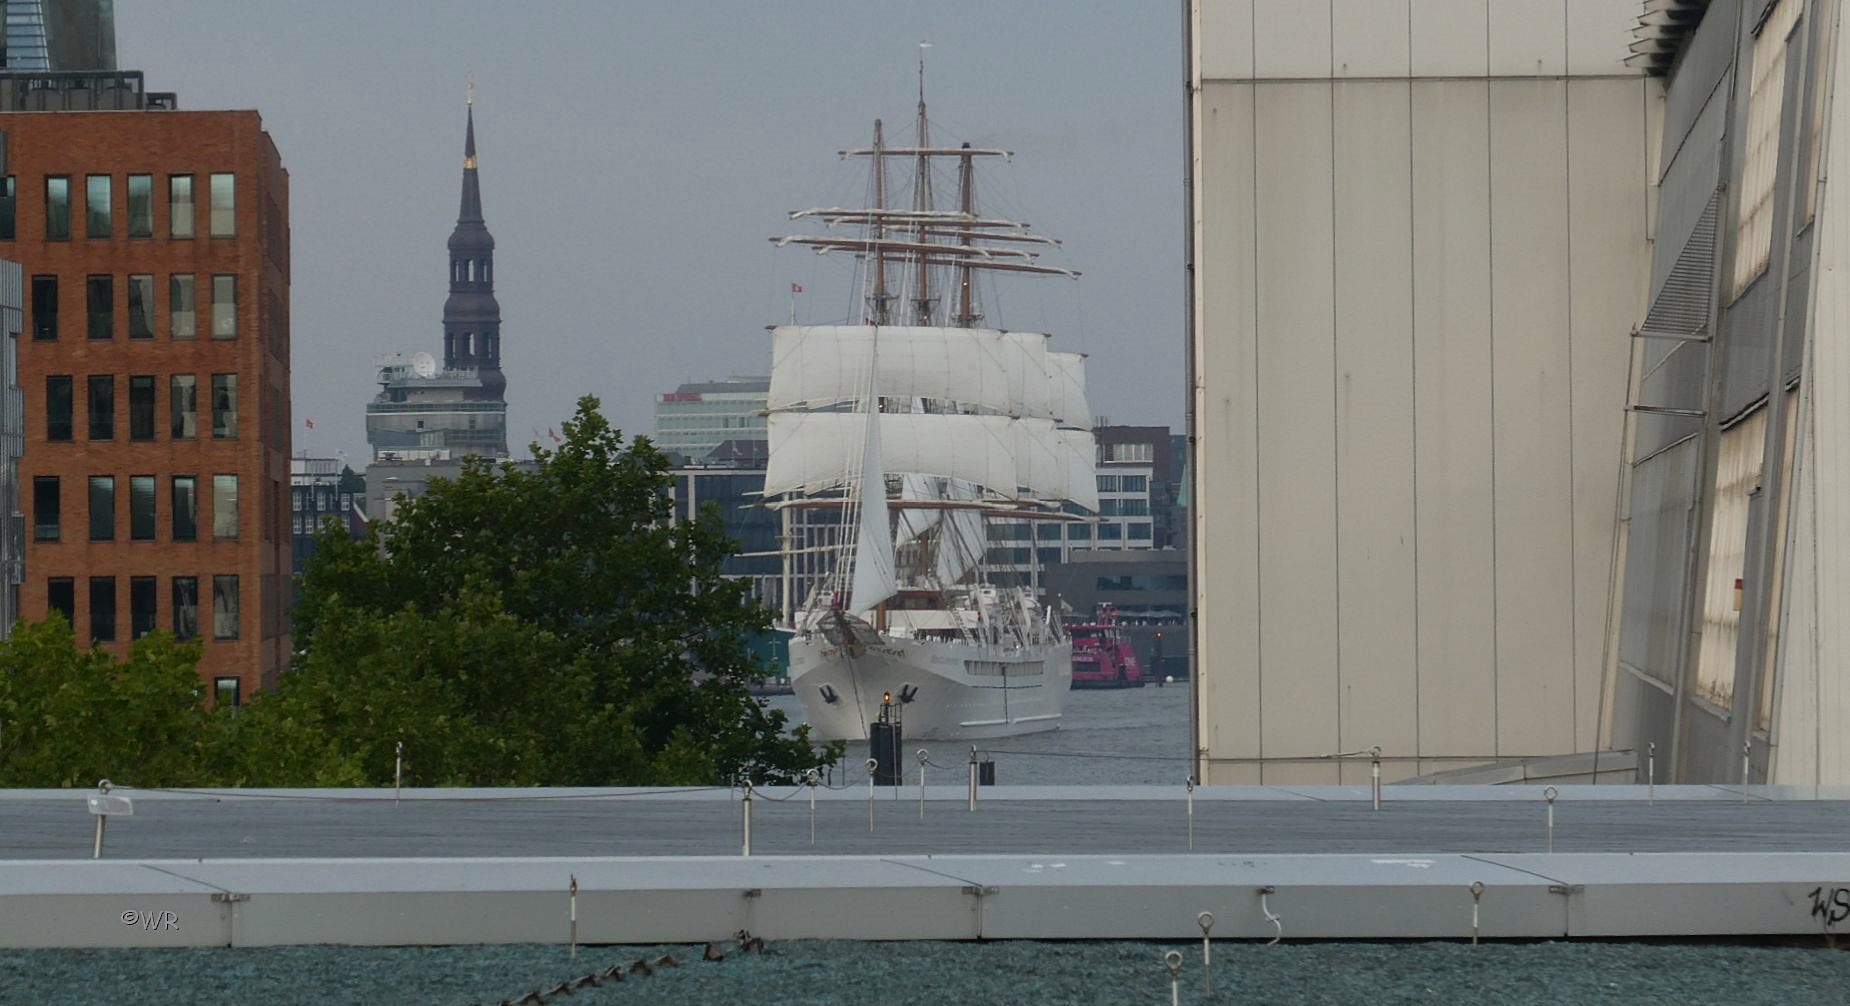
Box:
443, 87, 506, 427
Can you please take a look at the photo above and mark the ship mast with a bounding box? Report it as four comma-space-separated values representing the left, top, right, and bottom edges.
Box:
912, 49, 935, 326
956, 143, 978, 327
870, 119, 891, 326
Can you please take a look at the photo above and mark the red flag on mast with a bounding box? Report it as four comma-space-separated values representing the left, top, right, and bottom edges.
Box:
790, 282, 804, 294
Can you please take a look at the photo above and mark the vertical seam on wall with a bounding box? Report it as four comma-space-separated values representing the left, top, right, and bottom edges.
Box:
1486, 6, 1501, 758
1250, 0, 1263, 781
1407, 41, 1422, 772
1564, 6, 1581, 753
1330, 0, 1344, 774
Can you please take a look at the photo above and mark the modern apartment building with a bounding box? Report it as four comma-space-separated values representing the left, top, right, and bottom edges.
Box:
6, 93, 291, 702
652, 377, 769, 460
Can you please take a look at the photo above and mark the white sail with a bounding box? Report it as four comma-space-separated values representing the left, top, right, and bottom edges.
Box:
1013, 420, 1100, 512
848, 375, 897, 613
1047, 351, 1091, 428
934, 478, 987, 584
766, 412, 1023, 499
770, 325, 1055, 420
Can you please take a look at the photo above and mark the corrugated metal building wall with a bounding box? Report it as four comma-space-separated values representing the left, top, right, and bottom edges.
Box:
1188, 0, 1655, 783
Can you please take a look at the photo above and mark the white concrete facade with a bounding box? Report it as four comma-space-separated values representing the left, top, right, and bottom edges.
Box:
1189, 0, 1656, 783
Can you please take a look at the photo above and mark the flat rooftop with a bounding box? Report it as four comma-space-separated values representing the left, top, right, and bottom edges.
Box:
6, 784, 1849, 947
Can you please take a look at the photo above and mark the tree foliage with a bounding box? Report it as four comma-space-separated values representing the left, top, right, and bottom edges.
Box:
0, 616, 217, 787
241, 396, 838, 786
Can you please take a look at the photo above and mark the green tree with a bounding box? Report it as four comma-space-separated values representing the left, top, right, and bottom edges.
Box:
0, 616, 216, 787
244, 396, 837, 786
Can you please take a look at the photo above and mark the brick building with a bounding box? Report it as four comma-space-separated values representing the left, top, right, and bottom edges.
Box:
5, 102, 291, 704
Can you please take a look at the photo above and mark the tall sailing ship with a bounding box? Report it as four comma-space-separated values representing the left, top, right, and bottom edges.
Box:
766, 71, 1097, 741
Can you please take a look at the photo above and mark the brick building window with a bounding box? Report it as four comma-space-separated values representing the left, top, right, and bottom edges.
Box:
170, 274, 195, 338
168, 175, 194, 238
127, 275, 154, 339
212, 575, 239, 639
32, 476, 58, 541
211, 373, 237, 438
0, 176, 14, 239
172, 576, 198, 639
85, 175, 111, 238
45, 375, 72, 441
47, 578, 75, 626
127, 174, 152, 237
209, 173, 235, 236
45, 176, 70, 239
170, 374, 196, 438
171, 475, 197, 541
88, 475, 114, 541
215, 676, 240, 709
128, 375, 155, 440
211, 275, 236, 338
130, 475, 155, 541
89, 576, 116, 642
30, 276, 56, 339
212, 474, 238, 539
130, 576, 157, 639
86, 275, 112, 339
87, 375, 114, 440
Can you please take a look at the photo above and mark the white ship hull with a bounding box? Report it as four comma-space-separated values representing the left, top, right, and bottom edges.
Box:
788, 632, 1072, 741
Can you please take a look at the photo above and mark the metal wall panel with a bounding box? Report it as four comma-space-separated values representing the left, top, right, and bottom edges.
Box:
1333, 81, 1419, 782
1253, 0, 1331, 79
1652, 94, 1725, 300
1194, 80, 1263, 775
1333, 0, 1411, 78
1411, 0, 1490, 77
1769, 390, 1817, 782
1616, 439, 1700, 684
1198, 0, 1255, 82
1568, 78, 1653, 750
1253, 82, 1339, 777
1662, 0, 1742, 150
1489, 79, 1577, 756
1566, 0, 1638, 75
1410, 80, 1498, 768
1489, 0, 1569, 77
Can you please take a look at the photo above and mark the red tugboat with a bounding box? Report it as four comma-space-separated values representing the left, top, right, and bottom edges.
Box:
1067, 603, 1145, 689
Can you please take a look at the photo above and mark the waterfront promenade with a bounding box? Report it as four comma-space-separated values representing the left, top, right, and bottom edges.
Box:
5, 783, 1849, 947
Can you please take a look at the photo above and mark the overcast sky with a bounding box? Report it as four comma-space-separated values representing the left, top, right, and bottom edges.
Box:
116, 2, 1185, 463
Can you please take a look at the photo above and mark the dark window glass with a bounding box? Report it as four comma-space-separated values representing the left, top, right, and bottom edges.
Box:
1129, 522, 1152, 540
172, 576, 198, 640
170, 374, 196, 439
214, 676, 240, 709
1067, 524, 1091, 541
130, 577, 157, 639
212, 474, 238, 540
168, 175, 194, 238
211, 373, 237, 438
86, 275, 112, 339
209, 173, 235, 236
89, 577, 116, 642
87, 375, 114, 440
0, 175, 14, 239
85, 175, 111, 238
31, 477, 59, 541
30, 275, 56, 340
88, 475, 114, 541
45, 176, 69, 239
170, 274, 195, 338
127, 274, 154, 338
127, 174, 152, 237
128, 375, 155, 440
47, 578, 75, 626
211, 275, 236, 338
130, 475, 155, 541
171, 476, 197, 541
1098, 523, 1123, 541
212, 575, 239, 639
45, 375, 72, 441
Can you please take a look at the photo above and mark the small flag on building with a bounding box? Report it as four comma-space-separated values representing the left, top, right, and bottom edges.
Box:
304, 418, 315, 429
790, 282, 804, 294
548, 427, 562, 443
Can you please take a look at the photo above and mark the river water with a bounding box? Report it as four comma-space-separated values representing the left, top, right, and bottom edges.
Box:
766, 678, 1195, 786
